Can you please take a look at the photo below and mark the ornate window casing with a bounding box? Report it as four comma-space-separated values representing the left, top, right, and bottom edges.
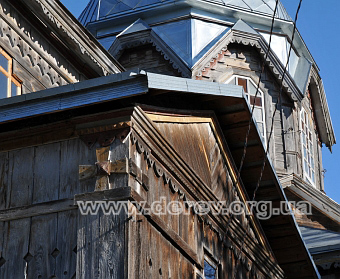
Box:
0, 48, 21, 99
226, 75, 266, 144
301, 108, 316, 186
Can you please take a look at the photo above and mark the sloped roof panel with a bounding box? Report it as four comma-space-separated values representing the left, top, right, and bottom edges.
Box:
79, 0, 291, 25
300, 226, 340, 254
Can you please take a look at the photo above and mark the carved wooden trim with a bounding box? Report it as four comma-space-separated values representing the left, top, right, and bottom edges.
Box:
194, 29, 302, 103
30, 0, 121, 76
77, 122, 131, 149
0, 1, 76, 86
109, 29, 191, 78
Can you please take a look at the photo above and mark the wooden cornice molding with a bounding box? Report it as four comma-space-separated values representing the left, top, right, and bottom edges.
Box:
18, 0, 123, 77
281, 173, 340, 224
308, 66, 336, 150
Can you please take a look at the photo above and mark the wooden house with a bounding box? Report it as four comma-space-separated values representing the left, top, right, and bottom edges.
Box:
0, 0, 338, 278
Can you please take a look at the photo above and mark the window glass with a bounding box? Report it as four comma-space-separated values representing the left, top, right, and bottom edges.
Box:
0, 49, 21, 99
301, 108, 316, 185
204, 260, 217, 279
11, 81, 18, 97
0, 73, 8, 98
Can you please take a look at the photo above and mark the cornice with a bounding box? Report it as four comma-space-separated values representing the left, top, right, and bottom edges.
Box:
26, 0, 123, 76
309, 66, 336, 150
281, 173, 340, 224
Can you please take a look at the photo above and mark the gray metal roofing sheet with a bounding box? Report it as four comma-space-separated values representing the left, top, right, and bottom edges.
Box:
300, 226, 340, 254
0, 71, 243, 124
79, 0, 291, 25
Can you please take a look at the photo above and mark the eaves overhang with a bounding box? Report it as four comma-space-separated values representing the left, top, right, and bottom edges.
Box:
0, 71, 320, 279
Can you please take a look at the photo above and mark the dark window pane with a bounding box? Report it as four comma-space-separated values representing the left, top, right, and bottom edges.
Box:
0, 73, 8, 99
249, 95, 262, 106
0, 54, 8, 71
11, 81, 17, 97
204, 260, 216, 279
237, 78, 248, 93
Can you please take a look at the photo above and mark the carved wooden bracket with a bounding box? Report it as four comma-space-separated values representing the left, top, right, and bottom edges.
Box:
77, 122, 130, 149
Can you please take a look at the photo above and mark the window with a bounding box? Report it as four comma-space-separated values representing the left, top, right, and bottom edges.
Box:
196, 256, 218, 279
227, 76, 266, 144
301, 109, 315, 185
0, 49, 21, 99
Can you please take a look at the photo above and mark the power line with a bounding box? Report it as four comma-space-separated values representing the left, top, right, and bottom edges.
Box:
223, 0, 280, 256
230, 1, 303, 278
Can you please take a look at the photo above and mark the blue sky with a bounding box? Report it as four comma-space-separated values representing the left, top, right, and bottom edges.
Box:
60, 0, 340, 204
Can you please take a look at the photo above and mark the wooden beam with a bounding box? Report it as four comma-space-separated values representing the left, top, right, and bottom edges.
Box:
0, 198, 76, 221
74, 186, 132, 201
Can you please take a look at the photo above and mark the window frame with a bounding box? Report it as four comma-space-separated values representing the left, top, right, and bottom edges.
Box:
225, 75, 267, 145
0, 48, 21, 98
300, 108, 316, 186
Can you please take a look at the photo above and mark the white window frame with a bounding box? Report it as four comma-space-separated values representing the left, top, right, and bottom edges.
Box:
225, 75, 267, 145
300, 108, 316, 186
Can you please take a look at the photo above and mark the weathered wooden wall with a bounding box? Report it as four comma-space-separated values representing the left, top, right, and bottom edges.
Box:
0, 107, 285, 279
118, 44, 182, 77
0, 139, 95, 279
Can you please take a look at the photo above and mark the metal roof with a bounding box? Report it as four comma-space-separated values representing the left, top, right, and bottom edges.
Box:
300, 226, 340, 255
79, 0, 291, 25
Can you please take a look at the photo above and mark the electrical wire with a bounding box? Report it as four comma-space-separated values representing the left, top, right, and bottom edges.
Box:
229, 1, 303, 278
222, 0, 280, 267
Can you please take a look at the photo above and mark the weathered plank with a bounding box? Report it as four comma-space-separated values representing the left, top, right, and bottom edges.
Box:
32, 143, 60, 204
8, 148, 34, 208
0, 151, 9, 210
109, 138, 129, 190
98, 209, 126, 278
77, 211, 100, 279
27, 214, 58, 279
0, 219, 30, 279
60, 139, 96, 199
55, 210, 78, 279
